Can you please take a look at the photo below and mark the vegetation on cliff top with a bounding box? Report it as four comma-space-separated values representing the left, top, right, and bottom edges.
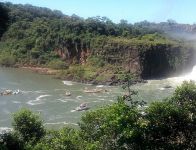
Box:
0, 2, 195, 83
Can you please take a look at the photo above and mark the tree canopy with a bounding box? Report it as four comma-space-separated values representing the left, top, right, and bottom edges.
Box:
0, 2, 195, 82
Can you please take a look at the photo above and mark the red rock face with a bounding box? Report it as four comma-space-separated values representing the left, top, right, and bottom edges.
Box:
55, 48, 66, 59
53, 39, 195, 80
54, 45, 91, 65
80, 49, 91, 65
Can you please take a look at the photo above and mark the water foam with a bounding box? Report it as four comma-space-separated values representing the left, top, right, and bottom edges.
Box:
76, 95, 83, 100
62, 81, 73, 85
0, 127, 13, 133
44, 122, 78, 126
58, 99, 68, 103
54, 88, 65, 91
170, 65, 196, 83
22, 90, 46, 94
98, 98, 105, 101
183, 65, 196, 81
27, 95, 50, 105
70, 109, 76, 112
12, 101, 22, 104
96, 85, 104, 88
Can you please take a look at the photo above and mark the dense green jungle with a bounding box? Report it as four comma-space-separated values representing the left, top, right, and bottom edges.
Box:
1, 2, 196, 84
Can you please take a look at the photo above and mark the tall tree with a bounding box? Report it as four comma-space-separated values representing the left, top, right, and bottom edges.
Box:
0, 3, 9, 37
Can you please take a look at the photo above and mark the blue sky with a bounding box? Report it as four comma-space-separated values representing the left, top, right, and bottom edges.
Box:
2, 0, 196, 24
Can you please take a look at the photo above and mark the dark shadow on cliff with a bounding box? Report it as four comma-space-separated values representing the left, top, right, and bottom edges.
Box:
0, 3, 9, 38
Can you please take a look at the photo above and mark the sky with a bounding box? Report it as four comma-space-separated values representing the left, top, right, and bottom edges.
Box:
2, 0, 196, 24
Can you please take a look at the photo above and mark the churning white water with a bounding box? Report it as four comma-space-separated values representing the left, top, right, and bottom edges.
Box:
180, 65, 196, 81
187, 65, 196, 80
0, 66, 196, 129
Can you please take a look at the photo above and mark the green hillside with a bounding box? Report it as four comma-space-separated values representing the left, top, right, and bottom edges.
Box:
0, 2, 195, 84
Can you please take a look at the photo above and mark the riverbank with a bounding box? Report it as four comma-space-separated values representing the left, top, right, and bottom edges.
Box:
20, 66, 58, 75
51, 63, 148, 86
1, 64, 145, 86
19, 65, 147, 85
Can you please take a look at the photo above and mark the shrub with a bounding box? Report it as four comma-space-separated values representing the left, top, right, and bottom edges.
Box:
87, 56, 105, 67
33, 128, 81, 150
64, 65, 85, 80
170, 81, 196, 110
0, 132, 24, 150
47, 59, 68, 69
143, 81, 196, 149
144, 101, 193, 149
0, 55, 16, 67
79, 99, 143, 149
12, 108, 45, 144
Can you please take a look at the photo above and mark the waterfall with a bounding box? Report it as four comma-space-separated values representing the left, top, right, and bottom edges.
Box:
189, 65, 196, 81
182, 65, 196, 81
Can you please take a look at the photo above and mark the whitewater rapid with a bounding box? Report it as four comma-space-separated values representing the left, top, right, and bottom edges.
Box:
0, 66, 195, 129
171, 65, 196, 82
182, 65, 196, 81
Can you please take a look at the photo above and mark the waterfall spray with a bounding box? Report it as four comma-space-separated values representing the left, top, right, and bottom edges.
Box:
187, 65, 196, 81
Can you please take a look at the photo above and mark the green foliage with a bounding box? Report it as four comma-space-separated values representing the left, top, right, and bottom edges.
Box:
120, 73, 146, 107
32, 128, 80, 150
0, 3, 9, 37
145, 101, 193, 149
0, 2, 193, 80
121, 73, 135, 95
171, 80, 196, 110
0, 54, 16, 67
12, 108, 45, 144
67, 65, 85, 80
79, 100, 143, 149
0, 132, 24, 150
143, 81, 196, 149
47, 59, 68, 69
79, 81, 196, 149
139, 33, 166, 42
87, 56, 105, 67
0, 3, 196, 149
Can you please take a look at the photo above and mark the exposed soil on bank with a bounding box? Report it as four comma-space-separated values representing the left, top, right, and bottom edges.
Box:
20, 66, 58, 75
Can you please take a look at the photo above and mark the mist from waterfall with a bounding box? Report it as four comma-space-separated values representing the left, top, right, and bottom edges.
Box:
182, 65, 196, 81
167, 32, 196, 82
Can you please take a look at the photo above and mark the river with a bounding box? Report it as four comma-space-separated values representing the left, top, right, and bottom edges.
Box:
0, 67, 195, 129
